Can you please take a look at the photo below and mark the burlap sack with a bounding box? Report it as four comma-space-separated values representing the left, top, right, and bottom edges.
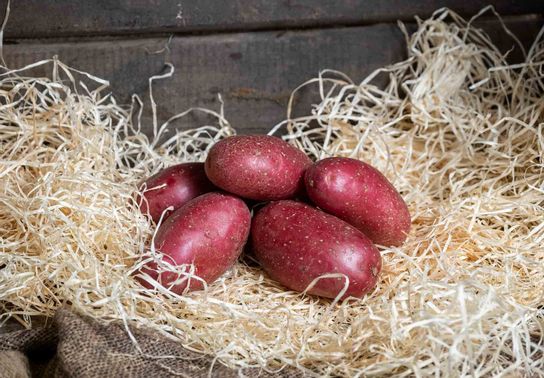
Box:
0, 308, 302, 377
0, 351, 30, 378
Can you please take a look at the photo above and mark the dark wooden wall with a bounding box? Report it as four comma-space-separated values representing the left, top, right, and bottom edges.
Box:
2, 1, 543, 135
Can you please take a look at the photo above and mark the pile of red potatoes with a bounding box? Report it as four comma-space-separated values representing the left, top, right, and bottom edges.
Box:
136, 135, 410, 299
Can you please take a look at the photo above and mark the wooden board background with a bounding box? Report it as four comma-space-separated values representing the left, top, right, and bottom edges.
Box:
1, 1, 543, 135
5, 0, 544, 38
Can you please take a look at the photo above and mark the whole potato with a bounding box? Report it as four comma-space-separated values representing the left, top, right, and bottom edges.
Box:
138, 163, 215, 223
251, 200, 381, 299
305, 157, 410, 247
138, 192, 250, 293
204, 135, 312, 201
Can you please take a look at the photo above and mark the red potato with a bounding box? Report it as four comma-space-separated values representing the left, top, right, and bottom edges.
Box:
138, 192, 250, 293
251, 200, 382, 299
305, 157, 411, 247
138, 162, 215, 223
204, 135, 312, 201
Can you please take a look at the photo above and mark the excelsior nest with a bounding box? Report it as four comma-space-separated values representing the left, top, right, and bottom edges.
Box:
1, 8, 543, 377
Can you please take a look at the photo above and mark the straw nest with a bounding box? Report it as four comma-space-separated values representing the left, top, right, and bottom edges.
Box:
1, 7, 543, 377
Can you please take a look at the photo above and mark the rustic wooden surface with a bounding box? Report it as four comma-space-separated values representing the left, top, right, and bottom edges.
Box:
4, 0, 544, 38
4, 25, 408, 135
1, 1, 542, 135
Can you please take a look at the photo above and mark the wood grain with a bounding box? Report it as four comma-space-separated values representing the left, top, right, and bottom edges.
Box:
4, 24, 408, 135
2, 8, 542, 136
2, 0, 543, 39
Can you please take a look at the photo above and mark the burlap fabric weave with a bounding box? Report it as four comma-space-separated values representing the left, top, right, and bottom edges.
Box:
0, 308, 302, 377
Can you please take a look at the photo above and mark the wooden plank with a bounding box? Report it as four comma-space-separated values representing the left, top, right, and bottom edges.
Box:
3, 18, 542, 136
2, 0, 543, 39
3, 24, 407, 135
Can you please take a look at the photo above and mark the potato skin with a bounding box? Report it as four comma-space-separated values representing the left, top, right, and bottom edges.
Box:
204, 135, 312, 201
138, 192, 250, 293
138, 163, 215, 223
305, 157, 410, 247
251, 201, 381, 299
